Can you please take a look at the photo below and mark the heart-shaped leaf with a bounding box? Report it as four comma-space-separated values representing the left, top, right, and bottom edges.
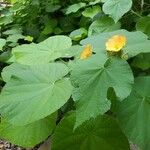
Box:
71, 53, 133, 127
0, 63, 72, 125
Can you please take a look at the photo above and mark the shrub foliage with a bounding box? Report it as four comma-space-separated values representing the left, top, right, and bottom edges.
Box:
0, 0, 150, 149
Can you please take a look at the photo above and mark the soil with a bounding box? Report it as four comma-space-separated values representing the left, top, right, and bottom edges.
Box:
0, 139, 139, 150
0, 140, 35, 150
0, 139, 50, 150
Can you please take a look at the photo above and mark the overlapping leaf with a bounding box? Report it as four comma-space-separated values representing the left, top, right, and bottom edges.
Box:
88, 16, 121, 36
132, 53, 150, 70
11, 36, 72, 65
103, 0, 132, 22
136, 17, 150, 37
0, 63, 72, 125
0, 113, 56, 148
0, 38, 6, 51
52, 113, 130, 150
66, 3, 86, 14
71, 53, 133, 127
82, 6, 101, 19
117, 76, 150, 150
81, 30, 150, 59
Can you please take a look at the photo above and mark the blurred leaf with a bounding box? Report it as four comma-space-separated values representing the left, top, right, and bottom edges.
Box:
24, 36, 34, 42
103, 0, 132, 22
89, 0, 101, 5
66, 3, 86, 14
132, 53, 150, 70
46, 5, 61, 12
0, 39, 6, 51
88, 16, 121, 36
7, 34, 25, 43
136, 16, 150, 37
42, 19, 57, 35
82, 6, 101, 19
0, 16, 13, 25
3, 28, 22, 35
69, 28, 87, 41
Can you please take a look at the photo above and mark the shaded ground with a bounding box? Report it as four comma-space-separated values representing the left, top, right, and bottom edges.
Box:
0, 139, 50, 150
0, 140, 34, 150
0, 139, 139, 150
0, 140, 24, 150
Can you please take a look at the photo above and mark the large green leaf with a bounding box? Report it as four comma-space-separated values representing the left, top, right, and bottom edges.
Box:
103, 0, 132, 22
11, 35, 72, 65
81, 30, 150, 59
52, 113, 130, 150
1, 63, 30, 82
0, 113, 56, 148
71, 53, 133, 127
88, 16, 121, 36
0, 63, 72, 125
117, 76, 150, 150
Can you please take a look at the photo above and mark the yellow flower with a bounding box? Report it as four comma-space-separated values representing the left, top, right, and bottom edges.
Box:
80, 44, 92, 59
106, 35, 126, 52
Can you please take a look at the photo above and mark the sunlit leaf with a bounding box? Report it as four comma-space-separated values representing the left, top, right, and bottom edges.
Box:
103, 0, 132, 22
0, 63, 72, 125
71, 53, 133, 127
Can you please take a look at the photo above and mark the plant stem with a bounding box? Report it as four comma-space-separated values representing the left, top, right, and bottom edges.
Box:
131, 10, 142, 18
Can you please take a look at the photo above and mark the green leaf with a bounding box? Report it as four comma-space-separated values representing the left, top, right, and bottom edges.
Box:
88, 16, 121, 36
89, 0, 101, 5
0, 113, 56, 148
117, 76, 150, 150
71, 53, 133, 127
11, 35, 72, 65
24, 36, 34, 42
69, 28, 87, 41
0, 38, 6, 51
66, 3, 86, 14
1, 63, 28, 82
10, 0, 26, 4
136, 16, 150, 37
7, 34, 25, 43
82, 6, 101, 19
46, 5, 61, 12
0, 63, 72, 125
3, 28, 22, 35
0, 16, 13, 25
102, 0, 132, 22
52, 113, 130, 150
42, 20, 57, 35
132, 53, 150, 70
0, 51, 11, 63
81, 30, 150, 59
